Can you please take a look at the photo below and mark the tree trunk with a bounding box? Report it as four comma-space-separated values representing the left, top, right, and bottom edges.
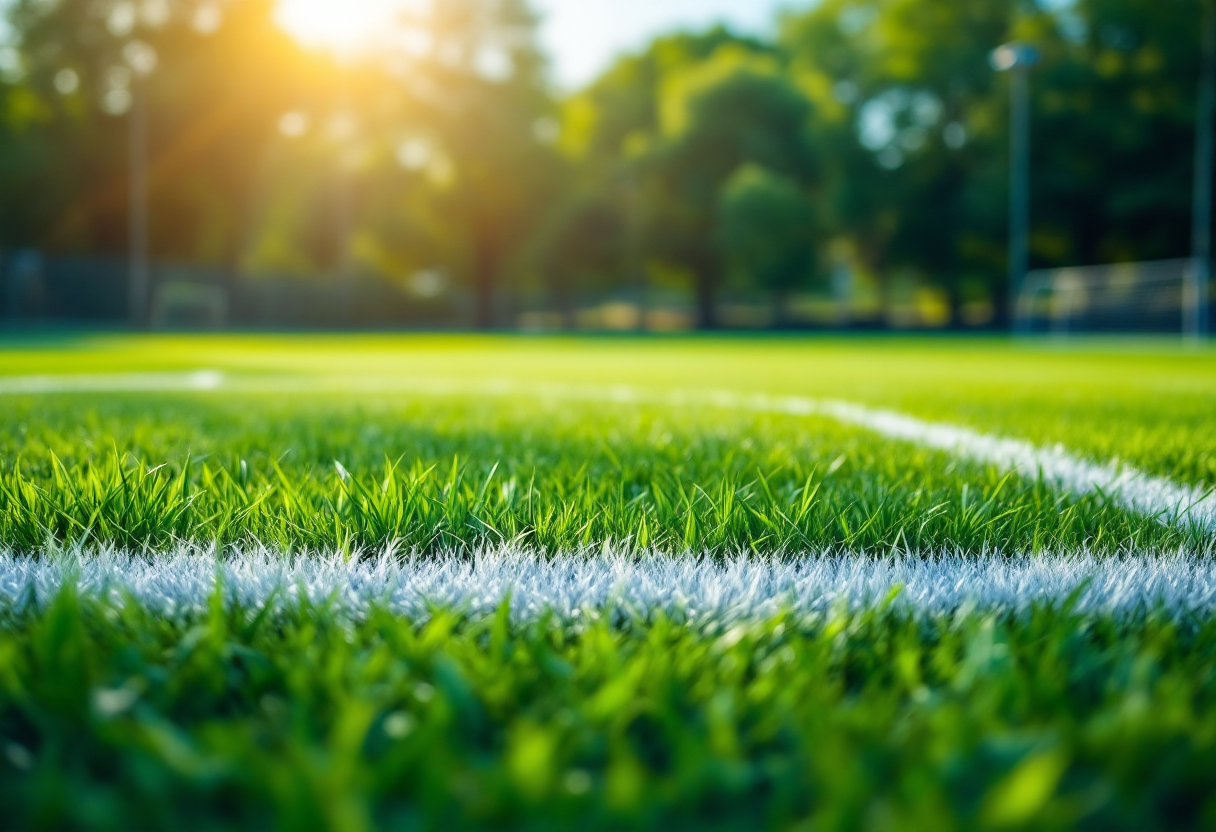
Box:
473, 228, 497, 330
772, 288, 790, 331
634, 266, 648, 333
948, 282, 967, 330
992, 278, 1012, 332
550, 272, 577, 331
693, 259, 717, 330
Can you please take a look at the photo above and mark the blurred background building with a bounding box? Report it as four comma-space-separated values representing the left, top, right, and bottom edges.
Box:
0, 0, 1210, 333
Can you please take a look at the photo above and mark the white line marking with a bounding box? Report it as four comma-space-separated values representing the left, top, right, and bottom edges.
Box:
1, 370, 1212, 531
776, 397, 1216, 532
0, 370, 224, 395
2, 547, 1213, 623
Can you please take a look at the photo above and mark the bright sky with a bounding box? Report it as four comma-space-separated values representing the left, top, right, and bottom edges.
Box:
274, 0, 795, 89
0, 1, 798, 91
532, 0, 795, 89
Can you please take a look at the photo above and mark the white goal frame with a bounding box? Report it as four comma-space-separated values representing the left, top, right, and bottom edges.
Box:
1015, 258, 1201, 335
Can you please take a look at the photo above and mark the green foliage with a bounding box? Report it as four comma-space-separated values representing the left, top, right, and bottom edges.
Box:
0, 0, 1205, 328
717, 164, 818, 320
4, 0, 313, 261
560, 27, 769, 165
531, 191, 629, 327
3, 592, 1216, 830
642, 48, 819, 327
777, 0, 1203, 316
0, 0, 561, 324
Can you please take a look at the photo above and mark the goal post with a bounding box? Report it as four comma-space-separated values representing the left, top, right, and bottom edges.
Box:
1014, 258, 1206, 335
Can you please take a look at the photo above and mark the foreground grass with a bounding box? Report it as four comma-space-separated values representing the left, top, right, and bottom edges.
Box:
2, 589, 1216, 831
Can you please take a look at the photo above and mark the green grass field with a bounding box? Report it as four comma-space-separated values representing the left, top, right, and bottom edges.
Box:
1, 334, 1215, 830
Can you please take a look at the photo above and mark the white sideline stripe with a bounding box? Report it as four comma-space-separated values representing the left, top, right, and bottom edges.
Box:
0, 370, 224, 395
1, 548, 1214, 623
2, 370, 1214, 531
781, 397, 1216, 532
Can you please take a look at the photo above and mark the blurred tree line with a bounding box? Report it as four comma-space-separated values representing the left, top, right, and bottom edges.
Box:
0, 0, 1207, 329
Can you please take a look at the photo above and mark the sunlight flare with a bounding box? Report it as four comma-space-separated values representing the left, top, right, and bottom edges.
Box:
275, 0, 407, 52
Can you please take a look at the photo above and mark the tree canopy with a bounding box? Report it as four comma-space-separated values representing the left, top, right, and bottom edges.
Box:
0, 0, 1208, 329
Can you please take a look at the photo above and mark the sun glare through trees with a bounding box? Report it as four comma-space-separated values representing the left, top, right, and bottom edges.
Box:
275, 0, 406, 53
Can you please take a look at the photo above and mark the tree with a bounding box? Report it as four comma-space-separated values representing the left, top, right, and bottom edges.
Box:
644, 48, 818, 328
397, 0, 562, 328
781, 0, 1013, 323
4, 0, 318, 264
544, 28, 767, 328
781, 0, 1205, 326
559, 27, 769, 171
1031, 0, 1202, 266
717, 165, 817, 326
532, 191, 627, 328
4, 0, 1203, 331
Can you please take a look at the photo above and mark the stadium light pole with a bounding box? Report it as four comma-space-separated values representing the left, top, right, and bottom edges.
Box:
328, 105, 358, 324
125, 41, 158, 329
128, 75, 150, 328
991, 42, 1039, 334
1188, 0, 1215, 340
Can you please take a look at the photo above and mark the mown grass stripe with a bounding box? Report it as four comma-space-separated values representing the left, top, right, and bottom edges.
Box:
3, 547, 1214, 623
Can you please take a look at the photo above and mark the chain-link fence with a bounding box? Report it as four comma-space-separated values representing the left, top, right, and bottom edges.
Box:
0, 253, 470, 329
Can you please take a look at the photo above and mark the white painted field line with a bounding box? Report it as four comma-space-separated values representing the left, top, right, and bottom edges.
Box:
0, 370, 224, 395
758, 395, 1216, 533
2, 370, 1213, 532
2, 547, 1214, 623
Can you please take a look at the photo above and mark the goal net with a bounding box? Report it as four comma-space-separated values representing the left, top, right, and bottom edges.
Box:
1015, 258, 1203, 335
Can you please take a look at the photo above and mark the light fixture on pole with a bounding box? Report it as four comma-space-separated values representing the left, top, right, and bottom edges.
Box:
990, 42, 1039, 334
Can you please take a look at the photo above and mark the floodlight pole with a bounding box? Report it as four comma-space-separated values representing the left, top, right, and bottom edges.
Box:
991, 43, 1038, 334
1009, 63, 1030, 333
1188, 0, 1215, 340
128, 77, 150, 328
